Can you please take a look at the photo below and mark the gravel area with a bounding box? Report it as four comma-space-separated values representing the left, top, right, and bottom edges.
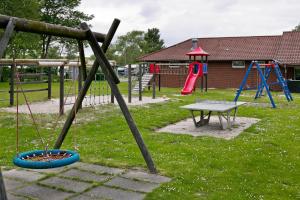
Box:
0, 95, 169, 114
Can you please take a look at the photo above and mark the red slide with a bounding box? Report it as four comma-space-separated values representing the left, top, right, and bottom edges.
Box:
181, 62, 203, 95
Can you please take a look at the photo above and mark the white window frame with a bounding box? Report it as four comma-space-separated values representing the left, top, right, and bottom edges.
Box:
232, 61, 245, 68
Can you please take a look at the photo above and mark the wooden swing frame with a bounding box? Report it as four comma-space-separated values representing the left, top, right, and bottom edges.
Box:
0, 14, 157, 199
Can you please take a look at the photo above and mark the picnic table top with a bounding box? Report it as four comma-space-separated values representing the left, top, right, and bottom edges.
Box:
180, 100, 246, 112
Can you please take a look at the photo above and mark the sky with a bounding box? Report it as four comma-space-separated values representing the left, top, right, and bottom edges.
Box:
79, 0, 300, 54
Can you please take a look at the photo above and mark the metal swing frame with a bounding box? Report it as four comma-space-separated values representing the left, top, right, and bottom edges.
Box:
0, 14, 157, 199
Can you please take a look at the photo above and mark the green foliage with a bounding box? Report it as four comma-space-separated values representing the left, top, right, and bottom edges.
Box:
39, 0, 94, 58
143, 28, 165, 54
107, 28, 164, 65
0, 0, 41, 58
293, 23, 300, 31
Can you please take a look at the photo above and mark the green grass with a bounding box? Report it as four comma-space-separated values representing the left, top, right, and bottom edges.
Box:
0, 82, 299, 199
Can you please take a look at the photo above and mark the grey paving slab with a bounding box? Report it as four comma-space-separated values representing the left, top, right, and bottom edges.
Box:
69, 194, 106, 200
3, 178, 26, 191
84, 186, 145, 200
121, 170, 171, 184
59, 168, 111, 183
104, 177, 160, 193
157, 116, 259, 140
27, 166, 70, 174
7, 193, 26, 200
72, 162, 124, 175
40, 176, 92, 193
12, 184, 72, 200
3, 169, 45, 182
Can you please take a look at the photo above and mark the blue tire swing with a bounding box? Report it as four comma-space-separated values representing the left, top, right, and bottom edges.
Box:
13, 149, 79, 169
13, 72, 79, 169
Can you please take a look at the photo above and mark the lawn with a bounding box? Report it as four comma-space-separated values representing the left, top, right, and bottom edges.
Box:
0, 81, 299, 199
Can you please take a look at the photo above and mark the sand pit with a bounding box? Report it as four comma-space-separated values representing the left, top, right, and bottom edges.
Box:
0, 95, 169, 114
157, 116, 259, 140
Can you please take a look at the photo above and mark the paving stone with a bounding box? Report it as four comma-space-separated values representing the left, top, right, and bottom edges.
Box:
40, 176, 92, 193
60, 169, 111, 183
84, 186, 145, 200
6, 193, 26, 200
104, 177, 160, 193
72, 162, 124, 175
27, 166, 70, 174
3, 169, 45, 182
69, 194, 106, 200
121, 170, 171, 183
12, 184, 72, 200
3, 178, 25, 191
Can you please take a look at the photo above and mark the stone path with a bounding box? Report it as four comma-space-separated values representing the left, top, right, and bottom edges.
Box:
157, 116, 260, 140
0, 96, 169, 114
2, 162, 171, 200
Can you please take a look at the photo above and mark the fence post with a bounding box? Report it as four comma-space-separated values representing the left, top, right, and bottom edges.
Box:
139, 64, 142, 101
59, 65, 64, 115
152, 73, 156, 99
9, 63, 15, 106
128, 64, 131, 103
111, 65, 115, 103
48, 67, 52, 99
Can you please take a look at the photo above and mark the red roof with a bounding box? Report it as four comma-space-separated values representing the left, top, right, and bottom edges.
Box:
139, 31, 300, 64
276, 31, 300, 65
186, 47, 209, 56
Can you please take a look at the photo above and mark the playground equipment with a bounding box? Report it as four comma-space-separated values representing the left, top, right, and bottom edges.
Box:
0, 15, 156, 197
181, 46, 209, 95
234, 60, 293, 108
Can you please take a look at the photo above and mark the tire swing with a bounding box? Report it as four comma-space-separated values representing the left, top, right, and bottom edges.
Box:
13, 70, 79, 169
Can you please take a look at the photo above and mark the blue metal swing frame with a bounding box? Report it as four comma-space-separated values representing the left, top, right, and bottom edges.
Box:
234, 61, 293, 108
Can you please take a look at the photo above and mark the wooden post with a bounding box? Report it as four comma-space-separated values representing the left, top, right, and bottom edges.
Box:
0, 168, 7, 200
54, 19, 120, 149
111, 65, 115, 104
9, 64, 15, 106
78, 65, 83, 109
138, 64, 142, 101
0, 18, 16, 57
152, 73, 156, 99
128, 64, 131, 103
205, 74, 208, 92
78, 40, 87, 80
48, 67, 52, 99
0, 15, 106, 43
59, 65, 64, 115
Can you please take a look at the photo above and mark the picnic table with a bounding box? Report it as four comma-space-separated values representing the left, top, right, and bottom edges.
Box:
181, 100, 246, 129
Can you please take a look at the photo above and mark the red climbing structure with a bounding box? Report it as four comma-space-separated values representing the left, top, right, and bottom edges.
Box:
181, 46, 209, 95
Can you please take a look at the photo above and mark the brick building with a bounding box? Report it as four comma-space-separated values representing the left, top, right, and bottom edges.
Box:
138, 31, 300, 89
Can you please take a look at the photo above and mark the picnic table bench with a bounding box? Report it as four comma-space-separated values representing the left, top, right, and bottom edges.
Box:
181, 100, 246, 129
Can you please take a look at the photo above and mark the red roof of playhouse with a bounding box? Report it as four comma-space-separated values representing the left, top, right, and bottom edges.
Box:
186, 47, 209, 56
138, 31, 300, 65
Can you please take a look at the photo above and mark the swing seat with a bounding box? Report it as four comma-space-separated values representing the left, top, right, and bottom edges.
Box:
13, 149, 79, 169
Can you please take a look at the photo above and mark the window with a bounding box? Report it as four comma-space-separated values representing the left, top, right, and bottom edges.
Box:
232, 61, 245, 68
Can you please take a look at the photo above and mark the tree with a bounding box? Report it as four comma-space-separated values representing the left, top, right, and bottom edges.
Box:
39, 0, 94, 58
142, 28, 164, 54
0, 0, 41, 58
293, 23, 300, 31
105, 28, 165, 66
113, 30, 145, 65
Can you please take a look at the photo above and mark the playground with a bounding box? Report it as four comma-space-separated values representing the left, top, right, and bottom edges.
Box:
0, 14, 299, 200
1, 82, 300, 199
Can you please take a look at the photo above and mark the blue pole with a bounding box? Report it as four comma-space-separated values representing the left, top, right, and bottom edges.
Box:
255, 62, 276, 108
234, 61, 254, 102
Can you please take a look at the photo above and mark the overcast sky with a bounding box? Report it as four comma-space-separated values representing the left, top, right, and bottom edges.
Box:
79, 0, 300, 54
